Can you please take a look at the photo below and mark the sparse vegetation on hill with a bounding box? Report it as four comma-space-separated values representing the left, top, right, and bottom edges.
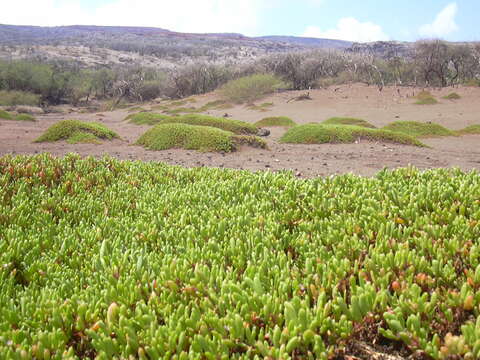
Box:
128, 113, 258, 135
136, 123, 265, 152
383, 121, 456, 137
255, 116, 296, 127
220, 74, 285, 104
0, 109, 35, 121
322, 117, 376, 128
35, 120, 119, 143
280, 124, 424, 146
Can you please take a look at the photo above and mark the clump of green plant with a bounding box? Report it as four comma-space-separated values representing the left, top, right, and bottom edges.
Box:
126, 112, 174, 125
127, 112, 258, 135
383, 121, 456, 137
456, 124, 480, 135
14, 113, 35, 121
67, 132, 102, 144
322, 117, 376, 128
255, 116, 296, 127
247, 102, 274, 112
0, 110, 35, 121
136, 123, 234, 152
177, 114, 258, 135
201, 100, 234, 110
280, 124, 424, 146
163, 107, 199, 115
128, 106, 147, 113
0, 110, 14, 120
415, 91, 438, 105
35, 120, 119, 143
220, 74, 284, 104
0, 90, 41, 106
232, 135, 267, 149
443, 92, 461, 100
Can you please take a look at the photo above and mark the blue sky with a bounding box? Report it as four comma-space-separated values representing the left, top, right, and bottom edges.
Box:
1, 0, 478, 42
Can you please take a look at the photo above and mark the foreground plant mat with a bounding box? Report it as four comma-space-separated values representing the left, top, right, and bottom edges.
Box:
0, 154, 479, 359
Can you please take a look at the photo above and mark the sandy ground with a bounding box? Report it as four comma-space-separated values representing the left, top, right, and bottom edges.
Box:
1, 84, 479, 177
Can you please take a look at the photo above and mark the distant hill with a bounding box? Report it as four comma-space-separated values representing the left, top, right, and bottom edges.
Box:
0, 24, 419, 68
256, 35, 352, 49
0, 24, 346, 48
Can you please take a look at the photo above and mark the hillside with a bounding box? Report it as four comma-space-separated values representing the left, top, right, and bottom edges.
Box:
0, 24, 403, 68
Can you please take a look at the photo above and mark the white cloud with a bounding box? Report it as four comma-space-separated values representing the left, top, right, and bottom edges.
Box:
0, 0, 269, 35
419, 2, 458, 38
302, 17, 389, 43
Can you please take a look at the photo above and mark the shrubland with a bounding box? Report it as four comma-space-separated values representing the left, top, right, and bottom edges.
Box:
1, 40, 479, 107
0, 155, 479, 359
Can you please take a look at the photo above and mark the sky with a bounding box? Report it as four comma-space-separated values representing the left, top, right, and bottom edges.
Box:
0, 0, 478, 43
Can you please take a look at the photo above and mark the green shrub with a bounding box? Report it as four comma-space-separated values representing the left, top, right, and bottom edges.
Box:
443, 92, 461, 100
415, 91, 438, 105
35, 120, 119, 143
0, 110, 14, 120
128, 113, 258, 135
280, 124, 424, 146
126, 112, 174, 125
322, 117, 376, 128
178, 114, 258, 135
255, 116, 296, 127
136, 123, 235, 152
200, 100, 233, 110
67, 131, 102, 144
14, 114, 35, 121
456, 124, 480, 135
383, 121, 455, 137
0, 90, 41, 106
246, 102, 274, 112
220, 74, 285, 104
136, 123, 267, 152
0, 110, 35, 121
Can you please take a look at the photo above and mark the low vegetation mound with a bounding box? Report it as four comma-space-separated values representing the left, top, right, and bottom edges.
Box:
35, 120, 119, 143
255, 116, 296, 127
443, 92, 461, 100
128, 113, 258, 135
457, 124, 480, 135
322, 117, 376, 128
0, 109, 35, 121
280, 124, 424, 146
126, 112, 173, 125
383, 121, 455, 137
219, 74, 285, 104
1, 155, 479, 359
136, 123, 266, 152
415, 91, 438, 105
247, 102, 274, 112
